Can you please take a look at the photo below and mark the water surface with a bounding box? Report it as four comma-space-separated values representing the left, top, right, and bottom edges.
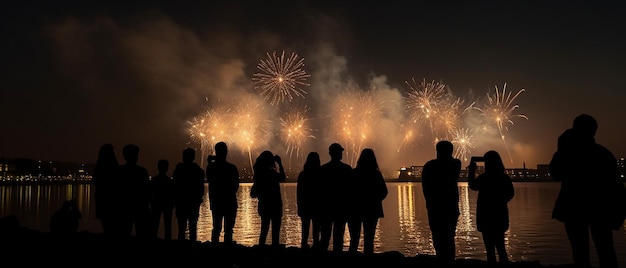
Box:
1, 182, 624, 266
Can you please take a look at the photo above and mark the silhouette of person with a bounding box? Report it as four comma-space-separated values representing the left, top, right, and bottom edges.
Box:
251, 150, 286, 247
206, 142, 240, 244
319, 143, 353, 253
92, 143, 120, 237
49, 199, 82, 234
468, 150, 515, 263
149, 159, 174, 240
172, 147, 206, 242
421, 140, 461, 265
348, 148, 388, 255
297, 151, 321, 249
119, 144, 151, 239
549, 114, 626, 268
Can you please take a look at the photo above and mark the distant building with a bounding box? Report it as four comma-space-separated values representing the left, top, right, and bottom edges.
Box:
0, 158, 91, 184
619, 157, 625, 180
393, 161, 616, 182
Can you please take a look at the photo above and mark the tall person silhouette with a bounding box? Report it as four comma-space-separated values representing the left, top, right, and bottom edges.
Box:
93, 143, 120, 237
119, 144, 151, 239
206, 142, 240, 244
172, 147, 205, 241
319, 143, 353, 253
550, 114, 626, 268
251, 150, 286, 247
297, 151, 321, 249
348, 148, 388, 255
468, 150, 515, 264
422, 140, 461, 265
149, 159, 174, 240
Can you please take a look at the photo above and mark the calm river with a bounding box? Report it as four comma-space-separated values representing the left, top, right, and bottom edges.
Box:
1, 182, 625, 266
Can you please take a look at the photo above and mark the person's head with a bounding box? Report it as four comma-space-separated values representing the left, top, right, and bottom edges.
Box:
572, 114, 597, 139
215, 142, 228, 160
157, 159, 169, 173
356, 148, 379, 170
122, 144, 140, 164
254, 150, 276, 171
303, 152, 321, 171
182, 147, 196, 163
483, 150, 505, 174
62, 199, 78, 213
329, 143, 344, 160
97, 143, 118, 166
435, 140, 454, 159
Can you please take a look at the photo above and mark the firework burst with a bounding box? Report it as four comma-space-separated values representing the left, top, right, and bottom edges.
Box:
451, 127, 476, 163
280, 106, 315, 167
329, 87, 386, 166
187, 106, 234, 167
230, 95, 271, 170
405, 78, 449, 144
253, 51, 311, 106
475, 83, 528, 162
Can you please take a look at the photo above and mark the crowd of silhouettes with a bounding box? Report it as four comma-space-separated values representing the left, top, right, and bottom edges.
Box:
82, 114, 626, 266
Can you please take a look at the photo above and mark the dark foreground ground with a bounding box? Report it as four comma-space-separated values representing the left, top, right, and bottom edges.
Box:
0, 222, 575, 267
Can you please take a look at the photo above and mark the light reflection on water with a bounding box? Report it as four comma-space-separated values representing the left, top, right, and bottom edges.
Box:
1, 182, 624, 267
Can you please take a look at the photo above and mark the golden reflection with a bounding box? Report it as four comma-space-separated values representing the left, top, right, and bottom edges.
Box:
456, 183, 480, 258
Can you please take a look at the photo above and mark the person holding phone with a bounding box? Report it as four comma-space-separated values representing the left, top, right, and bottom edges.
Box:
468, 150, 515, 264
251, 150, 286, 247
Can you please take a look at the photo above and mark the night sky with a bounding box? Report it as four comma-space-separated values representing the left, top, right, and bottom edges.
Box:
2, 1, 625, 176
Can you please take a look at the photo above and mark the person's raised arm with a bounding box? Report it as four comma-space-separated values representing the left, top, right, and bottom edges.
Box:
467, 160, 479, 191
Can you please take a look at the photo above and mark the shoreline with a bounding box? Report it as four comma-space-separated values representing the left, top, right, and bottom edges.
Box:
0, 226, 573, 267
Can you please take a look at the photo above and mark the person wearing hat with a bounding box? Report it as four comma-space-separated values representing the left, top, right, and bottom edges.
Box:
317, 143, 353, 252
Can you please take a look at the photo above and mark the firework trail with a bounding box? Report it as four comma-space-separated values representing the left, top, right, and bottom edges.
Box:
451, 127, 475, 163
475, 83, 528, 163
280, 106, 315, 168
253, 51, 311, 106
397, 121, 416, 153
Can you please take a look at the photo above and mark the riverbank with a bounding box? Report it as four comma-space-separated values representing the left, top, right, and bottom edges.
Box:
0, 225, 575, 267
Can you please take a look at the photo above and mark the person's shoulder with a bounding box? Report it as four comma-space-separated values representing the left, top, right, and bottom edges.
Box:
452, 158, 462, 168
423, 159, 436, 166
594, 143, 615, 155
226, 161, 238, 169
